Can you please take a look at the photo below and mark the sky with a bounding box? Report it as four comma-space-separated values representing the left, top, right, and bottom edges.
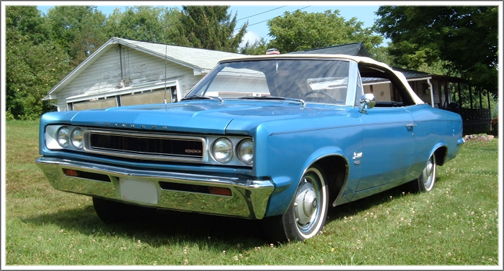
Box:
34, 2, 386, 47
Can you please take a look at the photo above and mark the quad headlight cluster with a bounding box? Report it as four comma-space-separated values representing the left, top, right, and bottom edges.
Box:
56, 126, 84, 149
211, 137, 254, 166
45, 125, 87, 151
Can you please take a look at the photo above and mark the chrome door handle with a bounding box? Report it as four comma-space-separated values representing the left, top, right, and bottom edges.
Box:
406, 123, 417, 128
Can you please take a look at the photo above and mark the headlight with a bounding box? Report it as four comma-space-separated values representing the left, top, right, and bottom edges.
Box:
237, 139, 253, 165
57, 127, 70, 148
212, 138, 233, 163
71, 128, 83, 149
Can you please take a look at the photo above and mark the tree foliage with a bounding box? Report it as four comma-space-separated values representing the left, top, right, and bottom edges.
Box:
105, 6, 180, 44
239, 37, 269, 55
6, 6, 70, 120
375, 6, 498, 93
5, 5, 51, 45
267, 10, 383, 55
172, 6, 247, 52
46, 6, 109, 68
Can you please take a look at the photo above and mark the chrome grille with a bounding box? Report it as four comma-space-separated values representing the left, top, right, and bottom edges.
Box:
84, 130, 205, 162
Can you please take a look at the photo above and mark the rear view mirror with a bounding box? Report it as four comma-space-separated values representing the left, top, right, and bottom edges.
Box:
360, 93, 376, 113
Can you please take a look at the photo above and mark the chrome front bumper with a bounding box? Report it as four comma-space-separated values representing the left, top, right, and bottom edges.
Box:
36, 157, 274, 219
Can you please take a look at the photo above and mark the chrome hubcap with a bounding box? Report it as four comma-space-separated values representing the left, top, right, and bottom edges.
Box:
423, 156, 436, 190
294, 178, 319, 229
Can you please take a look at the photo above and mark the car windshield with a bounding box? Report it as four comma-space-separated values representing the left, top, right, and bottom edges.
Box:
186, 59, 352, 105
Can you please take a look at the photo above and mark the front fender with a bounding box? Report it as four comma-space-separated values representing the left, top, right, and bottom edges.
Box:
302, 146, 348, 174
265, 146, 349, 217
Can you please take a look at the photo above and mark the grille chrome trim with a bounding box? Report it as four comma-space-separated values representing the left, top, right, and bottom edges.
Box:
83, 129, 206, 163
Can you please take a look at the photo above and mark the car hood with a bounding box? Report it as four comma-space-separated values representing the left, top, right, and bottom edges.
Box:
67, 101, 350, 134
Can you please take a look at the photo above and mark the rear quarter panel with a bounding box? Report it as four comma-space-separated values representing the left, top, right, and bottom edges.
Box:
407, 104, 464, 178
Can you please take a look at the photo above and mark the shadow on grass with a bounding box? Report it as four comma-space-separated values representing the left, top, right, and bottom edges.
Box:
326, 178, 444, 223
21, 178, 443, 247
21, 204, 266, 249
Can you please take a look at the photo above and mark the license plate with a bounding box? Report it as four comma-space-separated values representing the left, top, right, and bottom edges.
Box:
120, 178, 158, 204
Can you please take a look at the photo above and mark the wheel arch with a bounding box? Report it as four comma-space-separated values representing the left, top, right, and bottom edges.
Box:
301, 147, 350, 209
430, 142, 449, 166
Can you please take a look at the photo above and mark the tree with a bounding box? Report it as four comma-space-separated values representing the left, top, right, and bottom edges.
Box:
172, 6, 247, 52
239, 37, 269, 55
266, 10, 383, 54
46, 6, 109, 68
5, 5, 51, 45
6, 6, 70, 119
375, 6, 498, 94
105, 6, 180, 44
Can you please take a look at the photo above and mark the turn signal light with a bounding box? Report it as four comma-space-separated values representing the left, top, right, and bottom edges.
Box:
208, 187, 232, 196
63, 168, 78, 177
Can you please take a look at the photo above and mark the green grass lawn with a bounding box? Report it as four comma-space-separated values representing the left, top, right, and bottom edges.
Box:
4, 120, 500, 266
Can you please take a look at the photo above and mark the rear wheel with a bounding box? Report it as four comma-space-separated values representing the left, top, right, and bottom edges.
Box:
92, 197, 157, 223
411, 154, 437, 193
263, 166, 329, 242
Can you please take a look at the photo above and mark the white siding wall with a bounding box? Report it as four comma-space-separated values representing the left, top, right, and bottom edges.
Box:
179, 74, 205, 98
56, 46, 120, 110
55, 44, 199, 110
122, 46, 191, 85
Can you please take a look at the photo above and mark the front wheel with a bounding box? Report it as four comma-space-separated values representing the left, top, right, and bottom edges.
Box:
263, 166, 329, 242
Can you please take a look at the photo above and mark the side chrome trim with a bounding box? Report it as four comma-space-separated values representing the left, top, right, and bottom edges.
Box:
36, 157, 274, 219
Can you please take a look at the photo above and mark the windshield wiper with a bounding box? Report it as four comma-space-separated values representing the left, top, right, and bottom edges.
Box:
239, 96, 305, 107
239, 95, 285, 100
181, 96, 223, 103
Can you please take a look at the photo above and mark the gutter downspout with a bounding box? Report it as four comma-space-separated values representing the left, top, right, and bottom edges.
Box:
119, 44, 124, 82
427, 78, 434, 107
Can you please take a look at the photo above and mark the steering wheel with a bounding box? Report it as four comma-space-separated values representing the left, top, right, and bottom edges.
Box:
303, 90, 337, 102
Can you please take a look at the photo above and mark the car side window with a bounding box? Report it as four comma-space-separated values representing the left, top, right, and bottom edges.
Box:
359, 64, 411, 107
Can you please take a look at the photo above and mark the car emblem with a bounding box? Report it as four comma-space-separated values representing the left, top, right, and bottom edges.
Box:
185, 149, 202, 154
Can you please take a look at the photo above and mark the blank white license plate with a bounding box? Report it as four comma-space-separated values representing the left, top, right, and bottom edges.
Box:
120, 178, 158, 204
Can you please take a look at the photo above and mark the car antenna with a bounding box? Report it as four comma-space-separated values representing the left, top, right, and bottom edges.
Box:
163, 12, 168, 104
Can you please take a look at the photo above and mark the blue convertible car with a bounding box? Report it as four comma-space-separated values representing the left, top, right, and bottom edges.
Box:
36, 54, 464, 242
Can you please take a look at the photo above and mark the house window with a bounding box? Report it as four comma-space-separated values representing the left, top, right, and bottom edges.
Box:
70, 97, 117, 111
120, 87, 174, 106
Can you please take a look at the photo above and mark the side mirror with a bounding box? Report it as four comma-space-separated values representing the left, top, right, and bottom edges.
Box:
360, 93, 376, 113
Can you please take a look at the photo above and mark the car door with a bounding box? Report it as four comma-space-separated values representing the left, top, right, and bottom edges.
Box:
355, 106, 416, 192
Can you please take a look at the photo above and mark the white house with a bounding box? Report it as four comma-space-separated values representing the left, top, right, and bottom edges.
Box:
44, 37, 243, 111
